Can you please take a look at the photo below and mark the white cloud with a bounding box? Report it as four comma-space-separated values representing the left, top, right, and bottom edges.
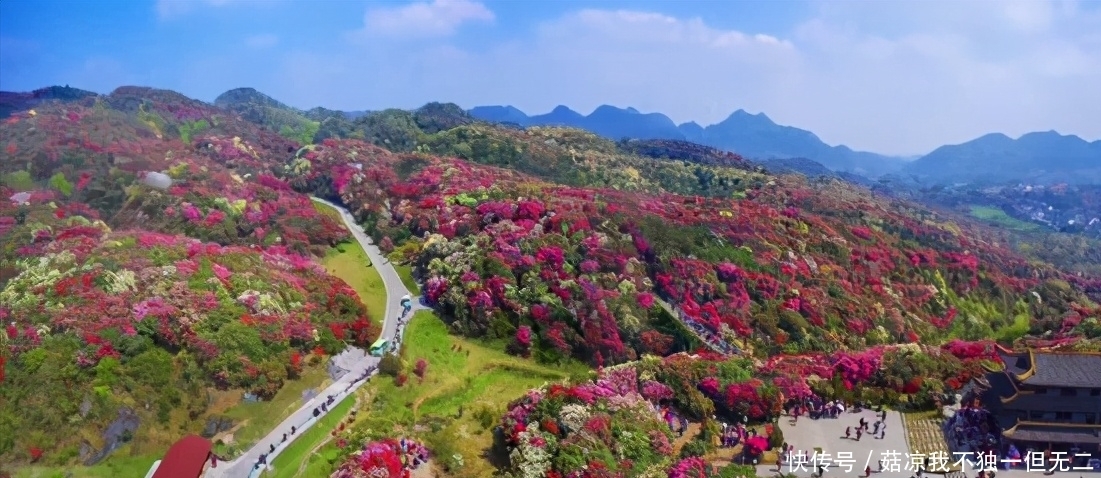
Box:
1002, 0, 1055, 33
278, 1, 1101, 155
245, 34, 279, 49
356, 0, 494, 39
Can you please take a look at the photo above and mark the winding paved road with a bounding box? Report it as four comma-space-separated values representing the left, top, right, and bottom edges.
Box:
204, 198, 423, 478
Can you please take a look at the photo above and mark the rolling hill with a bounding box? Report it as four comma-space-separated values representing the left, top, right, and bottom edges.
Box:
1, 84, 1100, 474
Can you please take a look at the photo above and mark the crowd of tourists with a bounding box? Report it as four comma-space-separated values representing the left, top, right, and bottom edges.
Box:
784, 396, 881, 421
943, 401, 1000, 457
397, 438, 430, 475
841, 411, 890, 442
720, 422, 754, 448
254, 394, 346, 472
344, 364, 378, 393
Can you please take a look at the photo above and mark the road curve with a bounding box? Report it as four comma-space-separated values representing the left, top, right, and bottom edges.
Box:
204, 198, 418, 478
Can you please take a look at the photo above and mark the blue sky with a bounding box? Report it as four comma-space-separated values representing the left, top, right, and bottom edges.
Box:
2, 0, 1100, 155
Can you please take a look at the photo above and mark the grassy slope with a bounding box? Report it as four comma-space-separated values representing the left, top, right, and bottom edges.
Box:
322, 245, 387, 325
212, 368, 333, 457
314, 200, 388, 323
262, 393, 357, 478
13, 365, 340, 478
13, 452, 159, 478
394, 263, 421, 295
290, 310, 590, 477
969, 205, 1040, 232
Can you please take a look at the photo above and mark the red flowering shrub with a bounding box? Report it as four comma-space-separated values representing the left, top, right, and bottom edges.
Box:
331, 439, 403, 478
698, 376, 720, 398
542, 418, 560, 436
832, 349, 884, 390
942, 339, 996, 360
639, 330, 674, 356
509, 325, 533, 358
850, 226, 874, 241
724, 380, 778, 421
668, 457, 718, 478
289, 351, 303, 378
413, 358, 428, 380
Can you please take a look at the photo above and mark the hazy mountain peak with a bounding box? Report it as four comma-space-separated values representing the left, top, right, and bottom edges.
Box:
466, 105, 530, 125
974, 132, 1012, 142
723, 109, 774, 124
1019, 130, 1069, 140
591, 104, 628, 116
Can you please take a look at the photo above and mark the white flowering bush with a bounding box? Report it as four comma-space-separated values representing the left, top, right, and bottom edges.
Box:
509, 422, 556, 478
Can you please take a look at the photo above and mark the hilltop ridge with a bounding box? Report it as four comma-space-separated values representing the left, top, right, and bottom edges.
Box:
10, 85, 1099, 185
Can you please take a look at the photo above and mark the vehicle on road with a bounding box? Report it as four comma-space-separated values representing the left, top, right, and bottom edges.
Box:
369, 338, 390, 357
399, 294, 412, 317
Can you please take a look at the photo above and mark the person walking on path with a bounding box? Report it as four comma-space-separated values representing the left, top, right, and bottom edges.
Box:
856, 428, 863, 441
845, 426, 852, 439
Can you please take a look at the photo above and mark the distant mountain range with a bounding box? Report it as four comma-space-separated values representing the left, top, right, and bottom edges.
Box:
902, 131, 1101, 184
1, 84, 1097, 185
469, 104, 906, 177
470, 104, 1101, 185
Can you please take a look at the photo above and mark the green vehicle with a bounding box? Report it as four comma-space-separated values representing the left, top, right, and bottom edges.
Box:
369, 338, 390, 357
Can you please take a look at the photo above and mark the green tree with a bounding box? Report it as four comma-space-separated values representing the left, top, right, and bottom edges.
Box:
378, 353, 402, 377
126, 348, 174, 389
48, 172, 73, 197
354, 109, 421, 152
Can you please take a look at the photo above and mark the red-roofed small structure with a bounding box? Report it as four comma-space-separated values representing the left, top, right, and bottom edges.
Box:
151, 435, 212, 478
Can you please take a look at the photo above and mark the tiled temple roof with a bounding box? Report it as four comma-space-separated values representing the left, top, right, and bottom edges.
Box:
1002, 422, 1101, 445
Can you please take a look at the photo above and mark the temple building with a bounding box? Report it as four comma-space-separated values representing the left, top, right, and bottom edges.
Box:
971, 345, 1101, 449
